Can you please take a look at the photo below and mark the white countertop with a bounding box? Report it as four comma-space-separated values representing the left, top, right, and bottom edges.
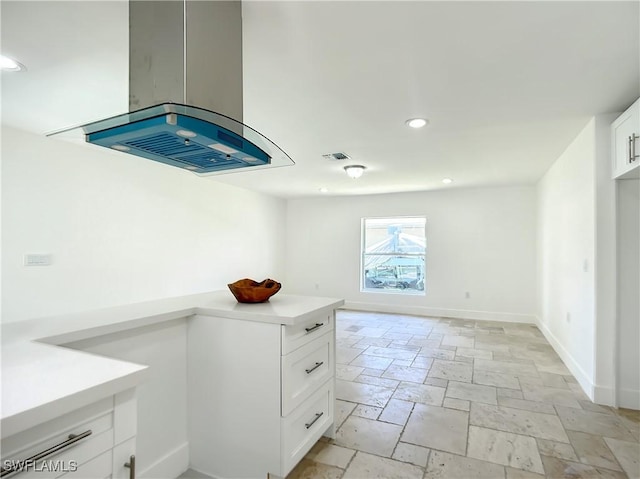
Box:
1, 291, 344, 438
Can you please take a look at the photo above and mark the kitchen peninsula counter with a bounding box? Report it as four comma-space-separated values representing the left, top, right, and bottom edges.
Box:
1, 291, 343, 439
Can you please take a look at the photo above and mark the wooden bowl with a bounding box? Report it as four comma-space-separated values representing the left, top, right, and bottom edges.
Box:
227, 278, 282, 303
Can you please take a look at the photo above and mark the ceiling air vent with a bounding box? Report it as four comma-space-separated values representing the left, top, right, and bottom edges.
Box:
322, 152, 351, 161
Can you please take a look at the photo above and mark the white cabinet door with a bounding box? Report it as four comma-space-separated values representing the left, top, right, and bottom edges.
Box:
612, 99, 640, 179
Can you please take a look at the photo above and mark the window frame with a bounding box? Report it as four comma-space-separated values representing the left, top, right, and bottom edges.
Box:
360, 216, 426, 295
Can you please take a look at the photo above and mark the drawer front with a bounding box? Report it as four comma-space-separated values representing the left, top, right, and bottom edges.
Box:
281, 332, 333, 416
282, 312, 334, 355
281, 381, 334, 477
1, 400, 115, 479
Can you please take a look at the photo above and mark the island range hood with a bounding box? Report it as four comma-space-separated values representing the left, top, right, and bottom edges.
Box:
49, 1, 293, 175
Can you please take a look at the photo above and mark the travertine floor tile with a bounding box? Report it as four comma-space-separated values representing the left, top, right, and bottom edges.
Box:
470, 402, 569, 442
442, 334, 475, 348
536, 438, 579, 462
342, 451, 423, 479
603, 437, 640, 479
521, 384, 581, 409
352, 404, 383, 420
475, 358, 539, 377
467, 425, 544, 474
429, 359, 473, 382
556, 406, 637, 441
349, 354, 394, 370
446, 380, 497, 405
456, 347, 493, 360
336, 364, 365, 381
364, 346, 418, 361
498, 397, 557, 415
335, 416, 402, 457
378, 398, 414, 426
402, 404, 468, 455
505, 466, 546, 478
335, 399, 357, 429
336, 380, 394, 408
567, 430, 622, 471
392, 382, 445, 406
285, 459, 344, 479
306, 442, 355, 469
313, 310, 639, 479
443, 397, 471, 411
353, 374, 400, 389
424, 450, 505, 478
381, 364, 428, 383
336, 346, 366, 364
392, 442, 430, 467
540, 455, 627, 479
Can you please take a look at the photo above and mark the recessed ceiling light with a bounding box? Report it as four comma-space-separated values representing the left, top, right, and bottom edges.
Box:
111, 145, 131, 151
0, 55, 26, 72
442, 178, 453, 184
319, 187, 329, 193
405, 118, 428, 129
344, 165, 366, 179
176, 129, 197, 138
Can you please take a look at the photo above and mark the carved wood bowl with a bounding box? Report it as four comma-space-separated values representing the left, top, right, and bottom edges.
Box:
227, 278, 282, 303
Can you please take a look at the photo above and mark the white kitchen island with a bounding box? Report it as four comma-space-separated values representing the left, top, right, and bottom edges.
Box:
1, 291, 344, 479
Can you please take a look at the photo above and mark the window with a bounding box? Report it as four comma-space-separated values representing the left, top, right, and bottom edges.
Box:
361, 217, 426, 294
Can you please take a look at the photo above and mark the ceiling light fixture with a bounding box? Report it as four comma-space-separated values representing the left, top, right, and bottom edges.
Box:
0, 55, 26, 72
344, 165, 366, 179
442, 178, 453, 184
319, 187, 329, 193
405, 118, 428, 129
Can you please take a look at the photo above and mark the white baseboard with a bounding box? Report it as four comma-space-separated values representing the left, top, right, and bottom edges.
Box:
343, 301, 536, 324
618, 388, 640, 410
140, 442, 189, 479
534, 317, 599, 403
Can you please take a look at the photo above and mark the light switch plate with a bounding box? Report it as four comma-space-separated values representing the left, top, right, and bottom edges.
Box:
24, 254, 52, 266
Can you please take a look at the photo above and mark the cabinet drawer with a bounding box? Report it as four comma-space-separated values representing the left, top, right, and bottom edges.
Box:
1, 399, 115, 479
281, 332, 333, 416
281, 381, 333, 477
282, 312, 333, 355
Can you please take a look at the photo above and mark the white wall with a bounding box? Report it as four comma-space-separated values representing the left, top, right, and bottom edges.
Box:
617, 179, 640, 409
1, 126, 286, 322
537, 118, 597, 398
285, 186, 537, 322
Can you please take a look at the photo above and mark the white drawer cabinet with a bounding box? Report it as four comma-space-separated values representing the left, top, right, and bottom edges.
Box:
188, 308, 338, 479
1, 390, 136, 479
612, 98, 640, 179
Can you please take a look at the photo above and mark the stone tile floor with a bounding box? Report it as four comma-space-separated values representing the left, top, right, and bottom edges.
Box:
287, 310, 640, 479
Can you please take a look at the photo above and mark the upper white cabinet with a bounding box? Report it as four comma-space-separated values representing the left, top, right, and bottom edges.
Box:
612, 98, 640, 179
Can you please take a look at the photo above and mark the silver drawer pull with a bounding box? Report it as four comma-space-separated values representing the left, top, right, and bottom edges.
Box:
124, 455, 136, 479
304, 412, 324, 429
632, 134, 639, 162
0, 430, 92, 478
305, 361, 324, 374
305, 323, 324, 333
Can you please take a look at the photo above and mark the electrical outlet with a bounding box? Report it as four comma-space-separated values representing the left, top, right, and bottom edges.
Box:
315, 283, 320, 290
465, 291, 470, 299
566, 312, 571, 323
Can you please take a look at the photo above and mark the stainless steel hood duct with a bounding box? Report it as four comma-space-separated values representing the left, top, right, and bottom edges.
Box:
49, 1, 293, 175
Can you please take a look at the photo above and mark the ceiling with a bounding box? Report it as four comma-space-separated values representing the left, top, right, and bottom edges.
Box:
2, 1, 639, 198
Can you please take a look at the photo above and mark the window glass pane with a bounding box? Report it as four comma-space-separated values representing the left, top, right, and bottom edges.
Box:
362, 217, 426, 294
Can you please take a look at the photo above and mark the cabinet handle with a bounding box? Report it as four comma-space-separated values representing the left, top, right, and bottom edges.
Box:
124, 455, 136, 479
305, 361, 324, 374
304, 412, 324, 429
305, 323, 324, 333
632, 134, 639, 162
0, 430, 92, 477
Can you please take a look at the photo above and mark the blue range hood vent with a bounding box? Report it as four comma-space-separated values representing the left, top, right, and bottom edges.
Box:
49, 103, 294, 176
